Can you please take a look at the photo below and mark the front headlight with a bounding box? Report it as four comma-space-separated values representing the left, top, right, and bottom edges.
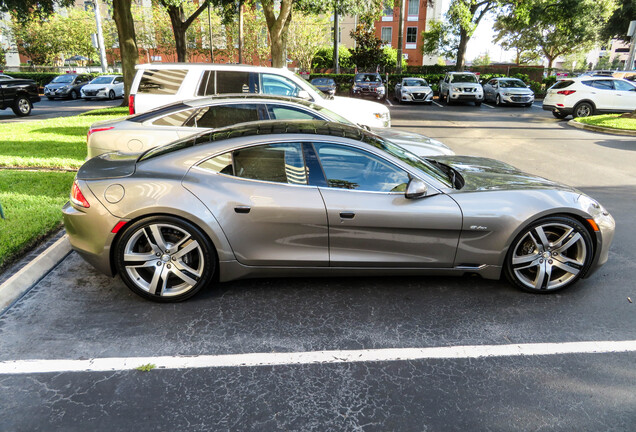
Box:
61, 86, 69, 90
353, 85, 360, 90
579, 195, 609, 219
504, 92, 511, 96
452, 86, 460, 91
97, 87, 106, 92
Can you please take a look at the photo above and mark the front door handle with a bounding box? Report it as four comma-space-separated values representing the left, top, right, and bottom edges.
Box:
234, 206, 251, 214
339, 211, 355, 219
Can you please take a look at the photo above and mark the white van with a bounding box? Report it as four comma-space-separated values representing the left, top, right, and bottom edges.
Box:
129, 63, 391, 128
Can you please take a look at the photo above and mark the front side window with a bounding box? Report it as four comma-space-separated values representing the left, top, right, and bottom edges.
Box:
406, 27, 417, 43
261, 73, 302, 97
198, 143, 307, 185
185, 104, 260, 129
114, 77, 124, 84
313, 143, 409, 192
138, 69, 186, 94
613, 80, 635, 91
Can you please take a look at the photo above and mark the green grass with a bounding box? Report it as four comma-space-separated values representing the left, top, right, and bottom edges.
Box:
0, 170, 76, 269
575, 114, 636, 131
135, 363, 156, 372
0, 108, 127, 169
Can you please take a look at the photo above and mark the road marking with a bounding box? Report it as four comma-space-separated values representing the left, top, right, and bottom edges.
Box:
432, 100, 443, 108
482, 103, 495, 109
385, 99, 393, 106
1, 340, 635, 375
533, 102, 543, 108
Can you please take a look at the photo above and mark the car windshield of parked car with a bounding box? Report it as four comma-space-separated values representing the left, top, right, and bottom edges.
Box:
51, 75, 75, 83
499, 79, 526, 88
293, 73, 327, 99
355, 74, 381, 83
404, 79, 427, 87
450, 74, 478, 83
311, 78, 334, 86
91, 76, 114, 84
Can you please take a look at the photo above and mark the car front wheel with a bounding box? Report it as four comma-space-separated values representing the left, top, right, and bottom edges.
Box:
114, 216, 216, 302
574, 102, 594, 118
108, 90, 116, 100
505, 216, 593, 293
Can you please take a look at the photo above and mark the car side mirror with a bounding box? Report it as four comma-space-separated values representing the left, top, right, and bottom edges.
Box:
297, 90, 311, 100
405, 178, 428, 199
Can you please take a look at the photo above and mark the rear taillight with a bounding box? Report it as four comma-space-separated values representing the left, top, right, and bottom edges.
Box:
128, 94, 135, 115
87, 126, 114, 142
557, 90, 576, 95
70, 181, 90, 208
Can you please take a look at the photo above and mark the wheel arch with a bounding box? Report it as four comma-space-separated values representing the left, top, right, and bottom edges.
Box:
573, 99, 597, 110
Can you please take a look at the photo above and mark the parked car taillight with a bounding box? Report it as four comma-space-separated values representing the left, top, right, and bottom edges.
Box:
129, 94, 135, 115
87, 126, 114, 142
557, 90, 576, 95
70, 181, 90, 208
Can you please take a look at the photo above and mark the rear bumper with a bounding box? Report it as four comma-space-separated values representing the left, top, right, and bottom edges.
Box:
542, 104, 573, 115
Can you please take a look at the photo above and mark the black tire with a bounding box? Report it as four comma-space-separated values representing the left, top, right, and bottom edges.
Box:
84, 97, 92, 101
573, 102, 594, 118
524, 103, 532, 107
108, 90, 116, 100
46, 96, 55, 101
504, 215, 594, 294
475, 101, 482, 107
495, 94, 501, 106
12, 96, 32, 116
69, 90, 78, 100
445, 92, 451, 105
552, 110, 568, 119
114, 216, 216, 302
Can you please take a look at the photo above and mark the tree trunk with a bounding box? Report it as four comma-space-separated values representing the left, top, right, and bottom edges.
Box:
166, 6, 188, 62
455, 27, 469, 71
112, 0, 138, 105
261, 0, 293, 68
396, 0, 404, 73
333, 7, 339, 73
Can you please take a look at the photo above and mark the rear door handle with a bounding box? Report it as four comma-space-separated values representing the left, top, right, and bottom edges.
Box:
339, 211, 355, 219
234, 206, 251, 214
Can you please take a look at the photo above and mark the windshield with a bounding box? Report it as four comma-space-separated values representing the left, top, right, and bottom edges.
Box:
308, 103, 355, 126
91, 76, 114, 84
450, 74, 478, 83
355, 73, 381, 83
404, 79, 427, 87
499, 79, 527, 88
52, 75, 75, 83
311, 78, 334, 86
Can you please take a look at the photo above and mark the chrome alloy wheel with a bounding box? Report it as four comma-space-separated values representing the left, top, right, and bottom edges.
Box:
122, 223, 205, 297
510, 221, 590, 291
18, 98, 30, 114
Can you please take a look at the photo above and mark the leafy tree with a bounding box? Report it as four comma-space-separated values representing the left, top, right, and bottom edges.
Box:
471, 51, 491, 66
382, 46, 407, 70
492, 21, 539, 65
0, 45, 6, 68
286, 13, 330, 71
497, 0, 617, 70
594, 56, 623, 70
601, 0, 636, 42
312, 45, 353, 70
0, 0, 73, 20
422, 1, 502, 71
349, 24, 390, 71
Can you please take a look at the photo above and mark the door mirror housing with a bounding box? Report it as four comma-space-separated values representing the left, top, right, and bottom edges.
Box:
405, 178, 428, 199
297, 90, 311, 100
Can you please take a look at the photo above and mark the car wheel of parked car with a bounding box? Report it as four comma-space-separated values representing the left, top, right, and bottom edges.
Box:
12, 96, 32, 116
552, 110, 568, 119
525, 103, 532, 107
475, 101, 482, 107
70, 90, 78, 100
445, 93, 451, 105
46, 96, 55, 101
505, 215, 593, 293
108, 90, 116, 100
573, 102, 594, 118
114, 216, 216, 303
495, 95, 501, 106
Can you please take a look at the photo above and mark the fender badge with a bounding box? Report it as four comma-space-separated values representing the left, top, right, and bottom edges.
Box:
470, 225, 488, 230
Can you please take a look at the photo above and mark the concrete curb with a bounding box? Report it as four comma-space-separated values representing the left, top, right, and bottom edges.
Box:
568, 119, 636, 137
0, 234, 71, 314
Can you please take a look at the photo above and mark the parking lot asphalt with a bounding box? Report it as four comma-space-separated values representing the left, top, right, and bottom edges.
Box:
0, 97, 122, 123
1, 101, 635, 431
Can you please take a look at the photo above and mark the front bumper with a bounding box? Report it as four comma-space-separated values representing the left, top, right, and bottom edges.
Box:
501, 94, 534, 104
585, 211, 615, 278
401, 91, 433, 102
352, 87, 385, 98
44, 88, 71, 97
81, 89, 108, 99
449, 91, 483, 101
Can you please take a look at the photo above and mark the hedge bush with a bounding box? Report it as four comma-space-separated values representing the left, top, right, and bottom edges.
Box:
3, 72, 104, 88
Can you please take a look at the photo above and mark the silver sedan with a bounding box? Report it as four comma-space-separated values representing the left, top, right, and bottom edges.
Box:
87, 95, 453, 159
394, 78, 434, 104
483, 78, 535, 107
63, 120, 614, 302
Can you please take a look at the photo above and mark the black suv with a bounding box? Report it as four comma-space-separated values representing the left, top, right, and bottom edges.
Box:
0, 74, 41, 116
351, 73, 386, 100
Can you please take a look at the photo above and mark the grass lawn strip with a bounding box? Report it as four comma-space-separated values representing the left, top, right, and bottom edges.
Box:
575, 114, 636, 131
0, 170, 77, 269
0, 108, 127, 169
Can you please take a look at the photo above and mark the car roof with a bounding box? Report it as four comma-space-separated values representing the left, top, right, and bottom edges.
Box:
134, 63, 298, 78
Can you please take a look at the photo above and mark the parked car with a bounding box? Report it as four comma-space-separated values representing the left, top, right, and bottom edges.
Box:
86, 95, 452, 159
394, 77, 433, 104
543, 77, 636, 119
310, 77, 336, 97
439, 72, 484, 106
351, 73, 386, 100
64, 119, 614, 302
482, 78, 534, 107
0, 74, 40, 116
44, 74, 92, 100
129, 64, 391, 128
80, 75, 124, 100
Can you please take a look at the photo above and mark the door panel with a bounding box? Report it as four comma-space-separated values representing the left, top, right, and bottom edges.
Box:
319, 188, 462, 267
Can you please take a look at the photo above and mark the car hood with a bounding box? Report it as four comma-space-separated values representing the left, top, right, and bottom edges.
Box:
402, 86, 431, 92
371, 128, 454, 156
452, 82, 482, 89
46, 82, 73, 89
83, 83, 111, 90
499, 88, 533, 95
427, 156, 576, 192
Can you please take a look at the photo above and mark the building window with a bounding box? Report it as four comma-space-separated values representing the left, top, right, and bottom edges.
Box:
408, 0, 419, 16
381, 27, 392, 45
406, 27, 417, 43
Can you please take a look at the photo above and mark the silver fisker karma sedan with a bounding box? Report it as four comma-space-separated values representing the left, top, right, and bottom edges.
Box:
63, 120, 615, 302
86, 95, 453, 159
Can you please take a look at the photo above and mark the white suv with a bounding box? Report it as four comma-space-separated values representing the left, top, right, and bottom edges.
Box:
438, 72, 484, 106
543, 77, 636, 119
129, 64, 391, 128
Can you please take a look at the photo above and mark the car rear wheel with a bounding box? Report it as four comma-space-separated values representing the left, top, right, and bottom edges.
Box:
552, 110, 568, 119
114, 216, 216, 302
573, 102, 594, 118
505, 216, 593, 293
12, 96, 32, 116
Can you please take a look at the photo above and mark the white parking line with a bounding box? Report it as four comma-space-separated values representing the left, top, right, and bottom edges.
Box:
385, 99, 393, 106
482, 103, 495, 109
432, 100, 443, 108
1, 340, 635, 375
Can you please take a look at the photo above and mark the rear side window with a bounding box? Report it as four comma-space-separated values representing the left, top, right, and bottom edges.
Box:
138, 69, 187, 94
152, 108, 198, 126
551, 80, 574, 90
197, 71, 257, 96
184, 104, 260, 129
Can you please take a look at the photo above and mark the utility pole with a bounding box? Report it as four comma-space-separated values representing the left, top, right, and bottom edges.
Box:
91, 0, 108, 72
333, 7, 339, 73
396, 0, 405, 74
626, 20, 636, 71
